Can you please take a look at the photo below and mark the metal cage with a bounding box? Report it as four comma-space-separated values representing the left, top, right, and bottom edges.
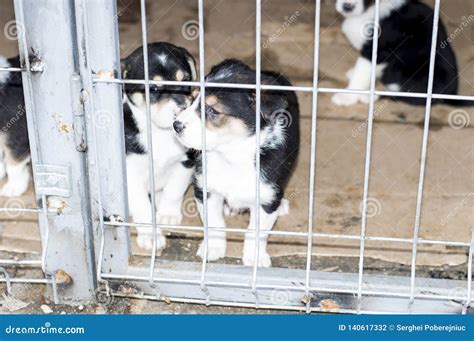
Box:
0, 0, 472, 314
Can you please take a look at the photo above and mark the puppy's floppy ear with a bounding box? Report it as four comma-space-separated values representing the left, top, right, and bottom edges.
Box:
249, 91, 289, 120
179, 47, 197, 81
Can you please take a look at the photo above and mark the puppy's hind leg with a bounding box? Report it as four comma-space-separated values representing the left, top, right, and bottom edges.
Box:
242, 206, 279, 267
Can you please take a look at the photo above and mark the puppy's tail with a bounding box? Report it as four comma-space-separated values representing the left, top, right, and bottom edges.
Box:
0, 55, 11, 84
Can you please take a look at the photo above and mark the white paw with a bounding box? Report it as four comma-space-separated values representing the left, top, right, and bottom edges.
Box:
136, 232, 166, 251
197, 238, 226, 261
242, 249, 272, 267
277, 198, 289, 216
345, 68, 354, 80
0, 179, 28, 197
331, 93, 360, 106
359, 94, 379, 104
223, 204, 245, 217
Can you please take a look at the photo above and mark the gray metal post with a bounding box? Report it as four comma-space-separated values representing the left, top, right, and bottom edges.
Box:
13, 0, 96, 303
74, 0, 130, 280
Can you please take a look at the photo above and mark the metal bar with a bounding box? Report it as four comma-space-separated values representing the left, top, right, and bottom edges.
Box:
464, 225, 474, 313
100, 261, 470, 314
13, 0, 96, 303
252, 0, 262, 297
197, 0, 209, 292
356, 0, 381, 313
74, 0, 130, 280
409, 0, 442, 311
138, 0, 159, 287
304, 0, 322, 314
92, 78, 474, 102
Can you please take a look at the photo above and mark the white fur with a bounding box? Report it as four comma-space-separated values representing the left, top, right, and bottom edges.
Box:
125, 97, 193, 252
0, 155, 30, 197
0, 56, 10, 84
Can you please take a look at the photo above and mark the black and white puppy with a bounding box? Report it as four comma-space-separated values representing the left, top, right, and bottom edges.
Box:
332, 0, 463, 106
122, 42, 197, 251
173, 59, 299, 267
0, 55, 30, 197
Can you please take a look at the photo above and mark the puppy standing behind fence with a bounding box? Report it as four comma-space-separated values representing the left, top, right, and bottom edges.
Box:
173, 59, 300, 267
0, 56, 30, 197
332, 0, 469, 106
121, 42, 197, 251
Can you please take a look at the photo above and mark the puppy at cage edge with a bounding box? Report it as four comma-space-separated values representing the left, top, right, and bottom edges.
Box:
332, 0, 473, 107
0, 55, 30, 197
121, 42, 197, 251
173, 59, 299, 267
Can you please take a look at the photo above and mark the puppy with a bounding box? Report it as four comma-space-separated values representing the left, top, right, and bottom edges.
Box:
332, 0, 465, 106
173, 59, 299, 267
122, 42, 197, 251
0, 55, 30, 197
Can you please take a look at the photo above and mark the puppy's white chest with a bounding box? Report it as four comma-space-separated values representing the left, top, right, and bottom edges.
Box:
342, 16, 369, 51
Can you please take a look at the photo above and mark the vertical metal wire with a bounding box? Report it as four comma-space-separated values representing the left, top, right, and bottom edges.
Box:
356, 0, 380, 313
409, 0, 441, 310
251, 0, 262, 296
198, 0, 210, 290
463, 225, 474, 314
304, 0, 322, 314
139, 0, 159, 287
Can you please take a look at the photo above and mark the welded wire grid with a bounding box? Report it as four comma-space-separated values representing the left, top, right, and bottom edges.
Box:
0, 58, 57, 303
93, 0, 474, 314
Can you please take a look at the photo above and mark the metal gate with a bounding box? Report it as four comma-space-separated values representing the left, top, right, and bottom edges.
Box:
0, 0, 473, 314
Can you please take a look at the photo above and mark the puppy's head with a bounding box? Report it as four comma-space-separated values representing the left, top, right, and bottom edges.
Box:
122, 42, 197, 129
336, 0, 373, 17
173, 59, 288, 151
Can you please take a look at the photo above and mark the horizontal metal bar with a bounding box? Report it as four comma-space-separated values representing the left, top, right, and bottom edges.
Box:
101, 261, 470, 314
0, 207, 40, 214
0, 277, 51, 284
104, 221, 471, 247
0, 259, 42, 266
93, 76, 474, 102
0, 67, 23, 72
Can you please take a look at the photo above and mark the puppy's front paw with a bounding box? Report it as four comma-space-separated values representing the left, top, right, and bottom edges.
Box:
242, 249, 272, 267
0, 179, 28, 197
197, 238, 226, 261
358, 94, 379, 104
136, 232, 166, 252
331, 93, 360, 106
156, 201, 183, 226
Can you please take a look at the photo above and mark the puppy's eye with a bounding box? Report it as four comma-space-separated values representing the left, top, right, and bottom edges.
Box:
206, 106, 219, 118
151, 85, 161, 92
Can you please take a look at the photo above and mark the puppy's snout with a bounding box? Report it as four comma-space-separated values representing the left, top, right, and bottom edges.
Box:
173, 120, 185, 134
342, 3, 355, 12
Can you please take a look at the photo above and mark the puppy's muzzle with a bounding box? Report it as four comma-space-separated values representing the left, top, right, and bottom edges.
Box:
342, 3, 355, 13
173, 120, 185, 134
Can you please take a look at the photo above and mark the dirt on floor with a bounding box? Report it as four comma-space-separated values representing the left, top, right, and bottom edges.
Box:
0, 0, 473, 313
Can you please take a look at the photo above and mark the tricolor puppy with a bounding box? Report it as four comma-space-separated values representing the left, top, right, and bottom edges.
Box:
173, 59, 299, 267
332, 0, 464, 106
122, 42, 197, 251
0, 55, 30, 197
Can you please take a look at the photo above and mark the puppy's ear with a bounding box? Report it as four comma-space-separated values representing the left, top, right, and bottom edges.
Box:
185, 52, 197, 81
249, 91, 288, 120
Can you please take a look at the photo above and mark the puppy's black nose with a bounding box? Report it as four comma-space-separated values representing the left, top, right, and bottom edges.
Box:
343, 3, 355, 12
173, 120, 184, 134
